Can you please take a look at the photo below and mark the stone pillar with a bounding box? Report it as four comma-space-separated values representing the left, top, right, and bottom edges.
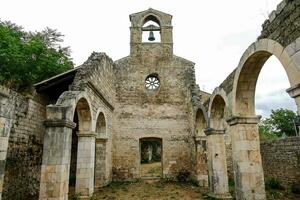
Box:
0, 88, 12, 200
75, 131, 96, 197
195, 136, 208, 187
94, 136, 108, 189
287, 84, 300, 135
39, 105, 76, 200
205, 128, 231, 199
227, 116, 266, 200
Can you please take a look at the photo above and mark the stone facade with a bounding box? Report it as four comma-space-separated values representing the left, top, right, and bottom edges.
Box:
260, 137, 300, 187
0, 1, 300, 200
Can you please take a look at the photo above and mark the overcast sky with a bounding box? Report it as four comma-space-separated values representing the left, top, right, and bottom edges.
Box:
0, 0, 297, 117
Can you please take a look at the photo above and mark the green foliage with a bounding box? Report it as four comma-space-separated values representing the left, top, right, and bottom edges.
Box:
259, 108, 299, 138
265, 178, 284, 190
0, 20, 73, 91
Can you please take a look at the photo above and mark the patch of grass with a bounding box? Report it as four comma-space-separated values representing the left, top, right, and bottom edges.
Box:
68, 193, 79, 200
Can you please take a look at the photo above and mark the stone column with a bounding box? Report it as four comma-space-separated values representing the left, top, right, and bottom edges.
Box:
94, 136, 108, 189
287, 84, 300, 135
194, 136, 208, 187
75, 131, 96, 197
205, 128, 231, 199
0, 88, 12, 200
39, 105, 76, 200
227, 116, 266, 200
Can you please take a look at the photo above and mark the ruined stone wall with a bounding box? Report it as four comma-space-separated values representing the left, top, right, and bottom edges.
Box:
1, 89, 46, 200
258, 0, 300, 48
113, 52, 195, 180
260, 137, 300, 187
72, 52, 116, 186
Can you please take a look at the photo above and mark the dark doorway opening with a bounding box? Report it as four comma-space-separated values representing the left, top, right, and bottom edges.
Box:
140, 138, 162, 178
69, 110, 78, 194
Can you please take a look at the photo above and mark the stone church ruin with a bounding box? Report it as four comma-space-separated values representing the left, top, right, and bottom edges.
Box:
0, 0, 300, 199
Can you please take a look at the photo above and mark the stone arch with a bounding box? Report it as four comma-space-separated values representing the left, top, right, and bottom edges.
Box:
94, 111, 109, 188
226, 38, 300, 199
95, 111, 106, 137
208, 92, 227, 130
194, 105, 209, 187
232, 38, 300, 116
194, 105, 208, 137
141, 14, 161, 43
142, 14, 161, 26
56, 90, 94, 125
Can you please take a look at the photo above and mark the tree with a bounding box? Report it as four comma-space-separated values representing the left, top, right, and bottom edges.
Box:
0, 20, 73, 91
259, 108, 299, 138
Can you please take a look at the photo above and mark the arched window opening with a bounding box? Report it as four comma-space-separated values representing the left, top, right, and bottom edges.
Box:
142, 15, 161, 43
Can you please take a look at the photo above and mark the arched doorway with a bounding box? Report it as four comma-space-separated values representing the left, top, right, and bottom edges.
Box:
194, 107, 208, 187
71, 98, 94, 197
206, 95, 231, 199
140, 138, 162, 178
94, 112, 108, 189
229, 39, 300, 199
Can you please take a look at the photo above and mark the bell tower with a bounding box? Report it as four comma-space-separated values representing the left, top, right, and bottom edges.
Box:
129, 8, 173, 57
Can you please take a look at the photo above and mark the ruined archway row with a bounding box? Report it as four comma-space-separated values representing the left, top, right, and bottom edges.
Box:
194, 37, 300, 199
39, 90, 113, 199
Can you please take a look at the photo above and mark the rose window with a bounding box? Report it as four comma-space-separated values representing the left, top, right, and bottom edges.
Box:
145, 76, 160, 90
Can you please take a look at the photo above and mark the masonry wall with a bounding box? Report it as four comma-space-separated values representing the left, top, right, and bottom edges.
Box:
260, 137, 300, 187
258, 0, 300, 48
71, 52, 116, 186
2, 89, 46, 200
113, 49, 195, 180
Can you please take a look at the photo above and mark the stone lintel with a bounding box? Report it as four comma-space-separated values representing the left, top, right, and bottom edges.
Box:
204, 128, 225, 136
286, 83, 300, 98
226, 115, 261, 126
44, 119, 76, 129
77, 131, 97, 137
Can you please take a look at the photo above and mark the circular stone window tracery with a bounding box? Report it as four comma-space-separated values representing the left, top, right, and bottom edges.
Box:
145, 75, 160, 90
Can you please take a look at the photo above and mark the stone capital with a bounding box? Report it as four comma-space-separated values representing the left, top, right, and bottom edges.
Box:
204, 128, 225, 136
96, 137, 108, 142
194, 135, 206, 142
44, 119, 76, 129
226, 115, 261, 126
77, 131, 97, 137
286, 83, 300, 98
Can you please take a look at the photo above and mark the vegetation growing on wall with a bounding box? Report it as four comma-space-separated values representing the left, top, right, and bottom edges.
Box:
0, 20, 73, 91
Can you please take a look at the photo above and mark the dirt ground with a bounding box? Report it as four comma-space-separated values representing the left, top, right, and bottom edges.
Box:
141, 162, 161, 177
92, 181, 207, 200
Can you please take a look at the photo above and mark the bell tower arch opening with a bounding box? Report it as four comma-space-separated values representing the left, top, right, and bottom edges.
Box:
142, 15, 161, 43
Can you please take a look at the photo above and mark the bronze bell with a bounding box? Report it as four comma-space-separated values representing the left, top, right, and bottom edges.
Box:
148, 31, 155, 41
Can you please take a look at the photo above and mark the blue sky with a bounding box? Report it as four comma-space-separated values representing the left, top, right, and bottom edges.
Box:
0, 0, 296, 117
